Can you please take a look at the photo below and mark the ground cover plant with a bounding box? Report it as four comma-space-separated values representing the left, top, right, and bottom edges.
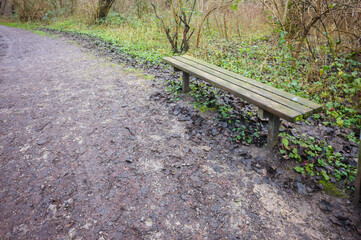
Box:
1, 0, 360, 197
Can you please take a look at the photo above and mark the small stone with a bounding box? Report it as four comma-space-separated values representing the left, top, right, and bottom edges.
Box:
238, 148, 249, 156
182, 147, 190, 153
48, 204, 57, 215
319, 200, 333, 213
173, 108, 181, 116
18, 224, 28, 235
211, 128, 219, 136
201, 146, 211, 152
37, 139, 47, 145
65, 198, 74, 208
333, 209, 348, 221
68, 228, 76, 239
256, 168, 267, 176
125, 159, 133, 163
330, 216, 342, 226
171, 134, 180, 138
296, 182, 307, 195
82, 219, 93, 230
145, 218, 153, 227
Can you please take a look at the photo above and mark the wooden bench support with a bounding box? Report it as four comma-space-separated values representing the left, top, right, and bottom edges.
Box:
182, 71, 190, 93
267, 113, 280, 150
258, 108, 271, 121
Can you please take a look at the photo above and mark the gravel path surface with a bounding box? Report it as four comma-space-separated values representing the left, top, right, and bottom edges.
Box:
0, 25, 359, 239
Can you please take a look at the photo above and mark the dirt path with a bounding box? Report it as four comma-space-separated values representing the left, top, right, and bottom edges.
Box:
0, 26, 359, 239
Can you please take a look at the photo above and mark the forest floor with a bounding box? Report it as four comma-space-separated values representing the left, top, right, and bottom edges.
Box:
0, 25, 360, 239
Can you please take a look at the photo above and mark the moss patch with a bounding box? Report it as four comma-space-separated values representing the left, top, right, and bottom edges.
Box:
319, 180, 348, 198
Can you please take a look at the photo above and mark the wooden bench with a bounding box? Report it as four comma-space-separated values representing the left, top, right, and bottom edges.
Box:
163, 55, 322, 149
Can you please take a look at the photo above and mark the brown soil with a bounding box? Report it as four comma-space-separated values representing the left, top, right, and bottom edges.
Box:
0, 25, 360, 240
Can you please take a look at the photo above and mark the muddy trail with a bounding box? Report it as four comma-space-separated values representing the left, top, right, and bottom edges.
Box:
0, 26, 360, 239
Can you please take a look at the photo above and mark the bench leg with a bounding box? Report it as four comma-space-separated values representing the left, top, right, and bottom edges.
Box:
258, 108, 270, 121
182, 71, 190, 93
267, 114, 280, 150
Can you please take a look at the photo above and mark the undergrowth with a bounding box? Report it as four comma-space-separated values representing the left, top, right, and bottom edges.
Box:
279, 132, 356, 194
192, 38, 361, 133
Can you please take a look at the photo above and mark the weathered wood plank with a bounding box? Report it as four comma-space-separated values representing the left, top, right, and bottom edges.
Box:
163, 56, 301, 122
174, 56, 313, 116
179, 55, 322, 112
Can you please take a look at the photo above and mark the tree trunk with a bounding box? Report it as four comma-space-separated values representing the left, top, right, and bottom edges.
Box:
70, 0, 77, 14
96, 0, 116, 22
195, 6, 219, 48
291, 8, 332, 66
1, 0, 7, 15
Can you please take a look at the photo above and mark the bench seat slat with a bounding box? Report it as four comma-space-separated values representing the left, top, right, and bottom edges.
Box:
173, 56, 314, 116
180, 55, 322, 112
163, 56, 301, 122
